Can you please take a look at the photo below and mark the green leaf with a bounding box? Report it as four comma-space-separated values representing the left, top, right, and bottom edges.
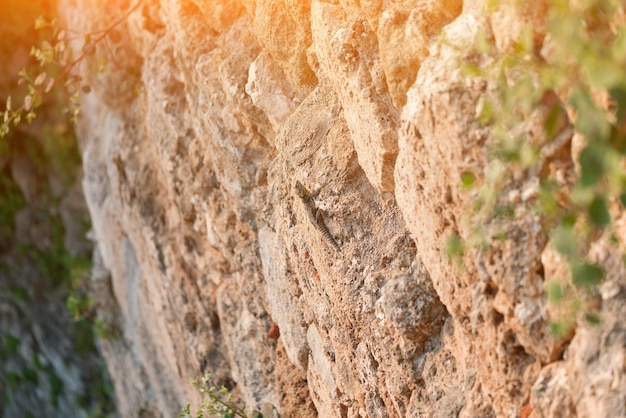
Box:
460, 62, 481, 77
612, 26, 626, 60
584, 313, 601, 325
461, 172, 475, 189
34, 16, 47, 30
539, 181, 559, 215
495, 205, 514, 219
478, 99, 495, 125
578, 144, 606, 188
516, 27, 535, 54
570, 89, 610, 142
22, 367, 38, 384
4, 334, 20, 355
587, 196, 610, 226
586, 57, 624, 90
571, 261, 604, 289
544, 103, 564, 138
445, 235, 464, 259
32, 353, 43, 370
609, 86, 626, 122
6, 371, 21, 389
551, 224, 577, 257
562, 212, 577, 227
48, 372, 64, 406
549, 320, 570, 337
179, 404, 191, 417
547, 281, 565, 303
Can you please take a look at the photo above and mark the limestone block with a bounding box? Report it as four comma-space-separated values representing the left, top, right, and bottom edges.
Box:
306, 325, 343, 417
258, 226, 309, 371
246, 51, 298, 133
312, 1, 399, 192
191, 0, 246, 33
377, 0, 462, 108
530, 363, 575, 418
490, 0, 548, 53
217, 282, 279, 411
242, 0, 317, 93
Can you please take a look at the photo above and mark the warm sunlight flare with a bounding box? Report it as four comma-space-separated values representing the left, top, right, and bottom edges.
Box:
2, 1, 625, 417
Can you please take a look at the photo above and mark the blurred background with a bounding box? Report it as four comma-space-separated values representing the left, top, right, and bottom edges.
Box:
0, 0, 116, 416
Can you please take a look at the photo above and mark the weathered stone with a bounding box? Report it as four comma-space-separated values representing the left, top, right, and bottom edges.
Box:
56, 1, 626, 417
377, 0, 462, 108
242, 0, 317, 95
311, 1, 399, 193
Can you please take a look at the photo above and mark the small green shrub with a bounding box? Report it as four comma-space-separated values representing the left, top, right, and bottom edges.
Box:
180, 374, 266, 418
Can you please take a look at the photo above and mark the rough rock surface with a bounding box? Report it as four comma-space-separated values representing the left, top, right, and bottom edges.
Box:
61, 0, 626, 417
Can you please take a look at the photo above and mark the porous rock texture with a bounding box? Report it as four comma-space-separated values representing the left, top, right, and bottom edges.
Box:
61, 0, 626, 417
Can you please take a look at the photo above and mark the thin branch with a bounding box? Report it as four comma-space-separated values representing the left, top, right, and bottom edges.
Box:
1, 0, 144, 134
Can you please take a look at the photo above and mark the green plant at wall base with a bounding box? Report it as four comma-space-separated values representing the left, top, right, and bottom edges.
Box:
93, 318, 122, 341
456, 0, 626, 330
180, 374, 264, 418
67, 293, 93, 321
67, 271, 122, 342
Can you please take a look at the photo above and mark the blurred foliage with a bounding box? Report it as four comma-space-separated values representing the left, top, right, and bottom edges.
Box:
0, 1, 118, 416
0, 0, 54, 67
0, 175, 25, 239
458, 0, 626, 333
1, 0, 141, 139
0, 0, 60, 135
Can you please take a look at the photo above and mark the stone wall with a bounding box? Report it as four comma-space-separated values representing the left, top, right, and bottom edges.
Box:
62, 0, 626, 416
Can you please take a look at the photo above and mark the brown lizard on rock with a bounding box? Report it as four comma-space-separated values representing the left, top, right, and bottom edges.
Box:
295, 180, 341, 251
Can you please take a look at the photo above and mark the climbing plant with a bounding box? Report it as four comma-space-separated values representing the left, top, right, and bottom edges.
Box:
1, 0, 142, 138
457, 0, 626, 333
